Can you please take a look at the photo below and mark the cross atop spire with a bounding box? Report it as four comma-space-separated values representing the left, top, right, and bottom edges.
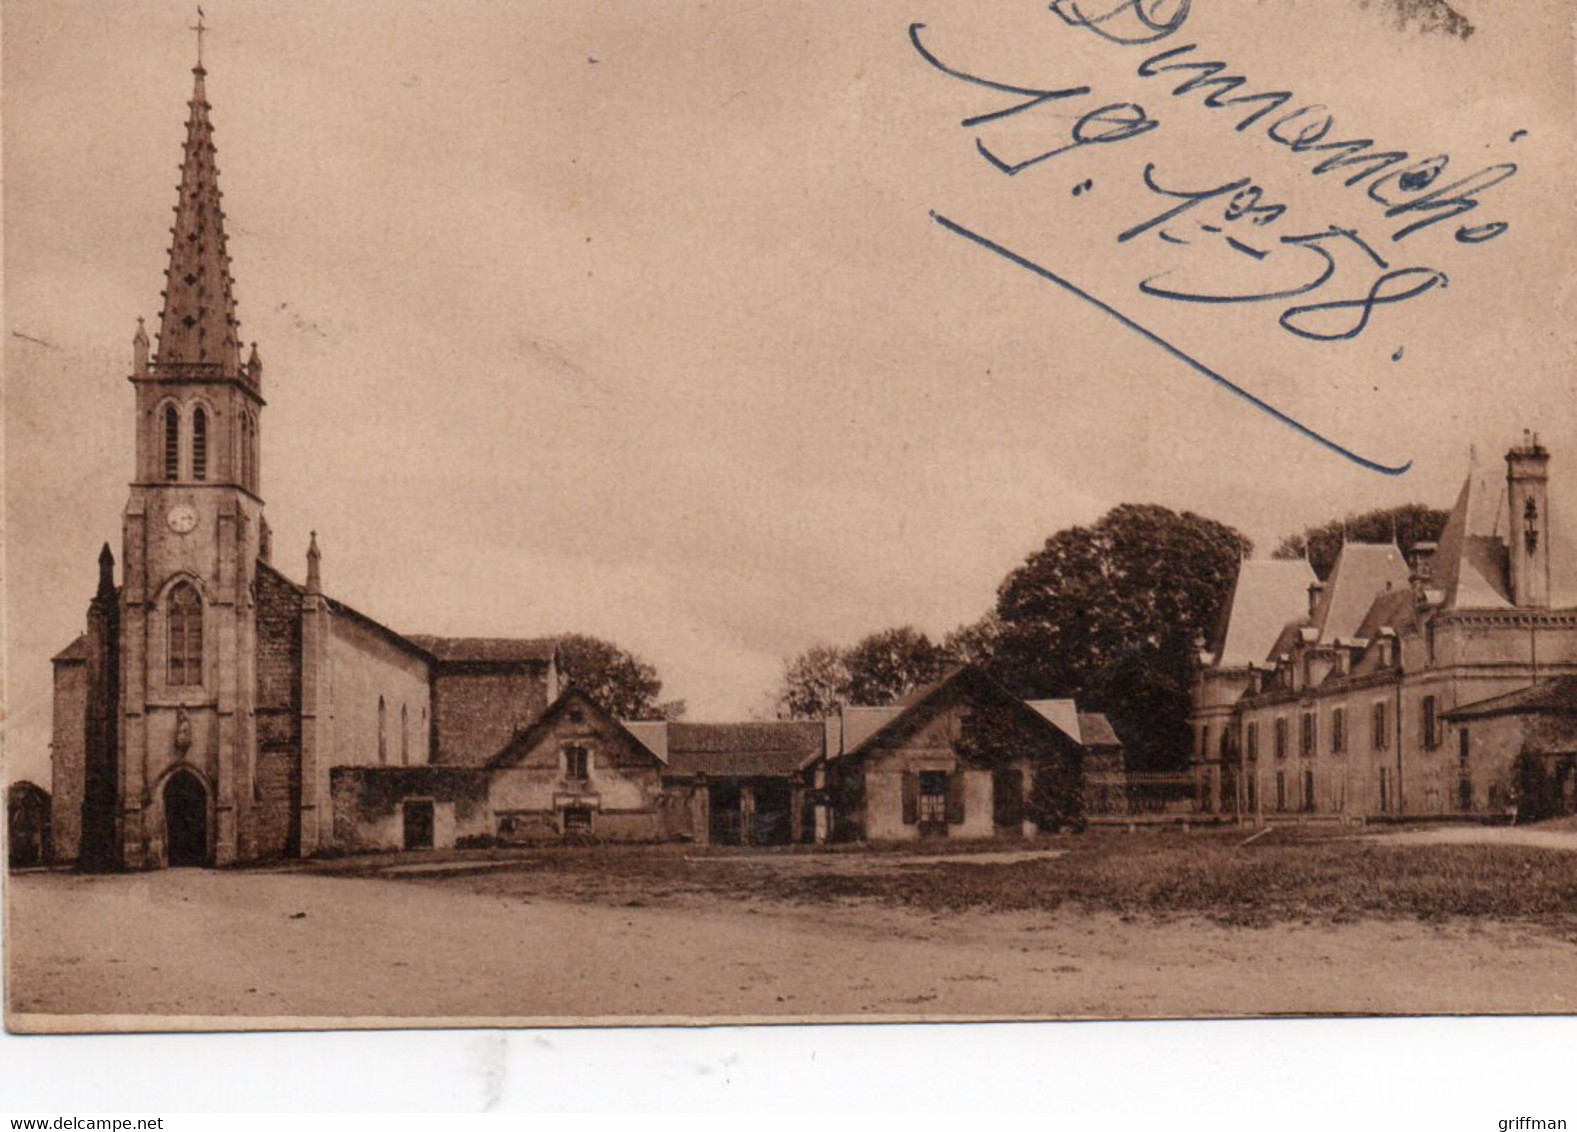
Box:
190, 7, 208, 70
153, 23, 244, 379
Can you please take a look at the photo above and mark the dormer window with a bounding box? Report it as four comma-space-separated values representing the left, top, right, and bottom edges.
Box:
1525, 498, 1539, 554
564, 745, 589, 782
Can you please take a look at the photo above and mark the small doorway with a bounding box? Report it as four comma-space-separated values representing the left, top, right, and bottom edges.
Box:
403, 800, 435, 850
163, 770, 209, 867
992, 766, 1024, 831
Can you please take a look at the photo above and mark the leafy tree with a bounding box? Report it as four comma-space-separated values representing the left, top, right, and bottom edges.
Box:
776, 643, 850, 720
956, 700, 1084, 831
842, 626, 952, 707
776, 626, 952, 718
990, 503, 1250, 772
1272, 503, 1448, 581
942, 613, 1002, 668
556, 634, 683, 720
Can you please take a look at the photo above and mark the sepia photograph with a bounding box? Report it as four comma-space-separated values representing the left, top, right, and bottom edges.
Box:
5, 0, 1576, 1045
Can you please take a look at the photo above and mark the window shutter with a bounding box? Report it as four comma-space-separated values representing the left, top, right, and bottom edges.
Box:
946, 771, 966, 825
901, 772, 919, 825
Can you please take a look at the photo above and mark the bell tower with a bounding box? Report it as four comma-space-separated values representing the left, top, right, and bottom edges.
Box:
115, 27, 266, 868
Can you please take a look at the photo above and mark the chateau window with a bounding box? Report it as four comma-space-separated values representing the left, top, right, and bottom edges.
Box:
1372, 702, 1388, 750
1274, 718, 1288, 760
1275, 771, 1287, 812
1300, 712, 1315, 757
191, 406, 207, 481
564, 745, 589, 781
1218, 729, 1231, 760
166, 583, 203, 686
1303, 770, 1316, 813
377, 696, 387, 765
1331, 708, 1345, 754
1422, 695, 1440, 749
1458, 728, 1470, 766
164, 405, 180, 481
1246, 722, 1259, 761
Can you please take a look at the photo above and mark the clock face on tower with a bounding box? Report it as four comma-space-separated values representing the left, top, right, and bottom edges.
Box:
166, 504, 199, 535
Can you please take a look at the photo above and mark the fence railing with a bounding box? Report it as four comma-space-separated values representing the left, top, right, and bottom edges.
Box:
1084, 772, 1197, 816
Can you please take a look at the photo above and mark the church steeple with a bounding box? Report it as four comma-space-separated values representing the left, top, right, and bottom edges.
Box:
154, 40, 243, 378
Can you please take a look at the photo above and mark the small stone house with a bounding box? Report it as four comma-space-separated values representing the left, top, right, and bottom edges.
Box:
815, 666, 1093, 841
485, 689, 671, 842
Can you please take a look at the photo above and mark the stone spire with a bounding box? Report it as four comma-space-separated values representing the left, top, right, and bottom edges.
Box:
154, 51, 243, 377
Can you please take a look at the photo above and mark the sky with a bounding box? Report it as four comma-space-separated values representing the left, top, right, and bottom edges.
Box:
4, 0, 1573, 787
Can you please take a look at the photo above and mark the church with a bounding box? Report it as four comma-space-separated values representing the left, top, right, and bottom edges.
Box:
47, 45, 1117, 869
1192, 439, 1577, 822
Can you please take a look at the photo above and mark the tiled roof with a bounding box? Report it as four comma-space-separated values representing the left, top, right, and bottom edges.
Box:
837, 706, 904, 755
1026, 699, 1080, 744
1077, 712, 1121, 748
1443, 676, 1577, 720
52, 634, 88, 663
1213, 559, 1317, 667
406, 636, 558, 664
661, 721, 826, 778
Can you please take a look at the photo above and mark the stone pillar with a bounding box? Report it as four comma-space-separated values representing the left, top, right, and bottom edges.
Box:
790, 786, 804, 844
739, 782, 755, 847
693, 779, 710, 847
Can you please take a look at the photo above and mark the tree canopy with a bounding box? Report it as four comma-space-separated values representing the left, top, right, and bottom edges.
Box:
1272, 503, 1449, 581
556, 634, 684, 721
776, 626, 952, 719
986, 504, 1251, 772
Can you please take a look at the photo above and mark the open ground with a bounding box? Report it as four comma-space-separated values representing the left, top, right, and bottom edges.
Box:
8, 826, 1577, 1029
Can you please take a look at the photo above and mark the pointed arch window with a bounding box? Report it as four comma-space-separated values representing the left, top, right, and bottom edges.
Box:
167, 583, 203, 685
192, 406, 208, 481
377, 696, 388, 765
164, 405, 181, 481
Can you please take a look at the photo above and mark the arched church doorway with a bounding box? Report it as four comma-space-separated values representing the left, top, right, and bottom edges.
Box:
163, 770, 209, 867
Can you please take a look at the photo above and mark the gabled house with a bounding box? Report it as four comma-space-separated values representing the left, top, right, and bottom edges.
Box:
814, 666, 1092, 841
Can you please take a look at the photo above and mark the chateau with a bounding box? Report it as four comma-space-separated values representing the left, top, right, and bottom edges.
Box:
46, 48, 1116, 869
1192, 441, 1577, 821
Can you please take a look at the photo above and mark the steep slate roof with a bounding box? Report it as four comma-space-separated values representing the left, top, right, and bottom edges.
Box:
1311, 542, 1409, 643
662, 721, 826, 778
1213, 559, 1317, 667
1443, 676, 1577, 720
406, 636, 557, 665
1434, 461, 1514, 609
51, 634, 88, 664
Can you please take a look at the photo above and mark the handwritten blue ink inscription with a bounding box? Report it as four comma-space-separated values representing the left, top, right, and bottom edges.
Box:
912, 2, 1520, 474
